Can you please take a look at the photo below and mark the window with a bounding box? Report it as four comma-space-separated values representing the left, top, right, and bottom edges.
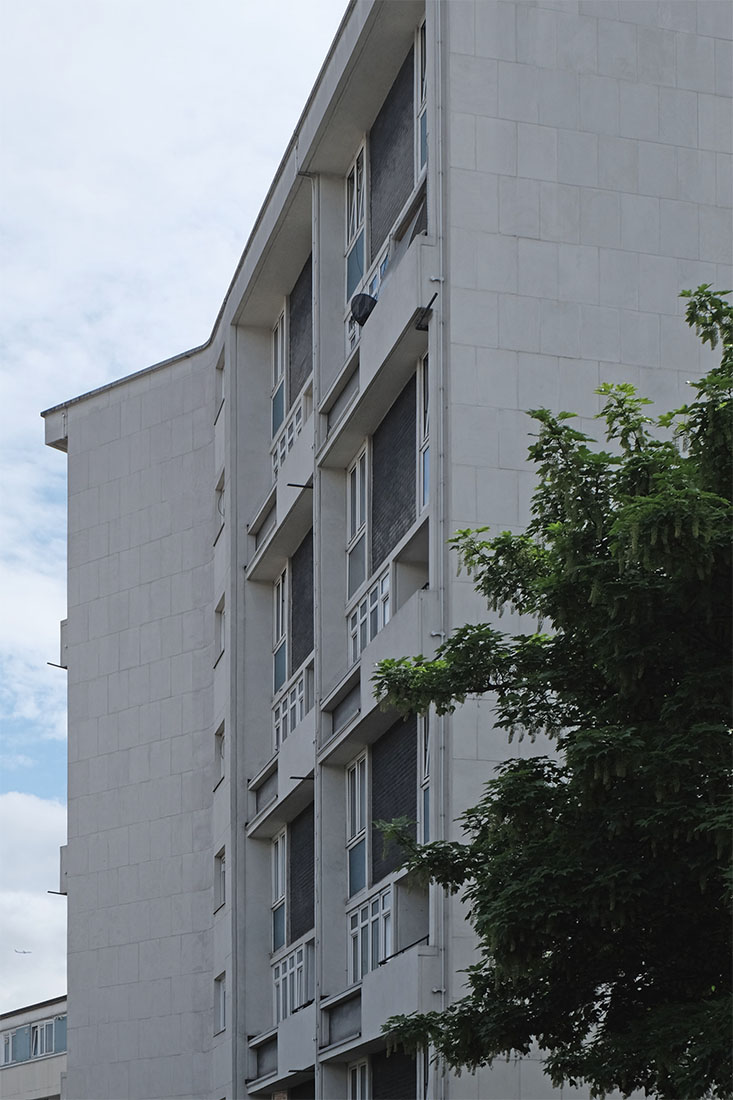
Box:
419, 714, 431, 844
348, 886, 393, 983
214, 723, 225, 786
1, 1032, 11, 1065
347, 449, 368, 599
416, 19, 428, 174
214, 354, 225, 424
214, 468, 225, 545
346, 755, 367, 897
215, 849, 226, 910
272, 830, 287, 951
348, 1059, 370, 1100
346, 147, 366, 302
273, 671, 305, 751
272, 311, 286, 437
31, 1020, 54, 1058
214, 974, 226, 1033
348, 568, 390, 665
418, 354, 430, 511
214, 596, 225, 666
273, 570, 287, 694
273, 942, 312, 1023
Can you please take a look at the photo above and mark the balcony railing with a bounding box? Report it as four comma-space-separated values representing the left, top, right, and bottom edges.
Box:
273, 939, 314, 1024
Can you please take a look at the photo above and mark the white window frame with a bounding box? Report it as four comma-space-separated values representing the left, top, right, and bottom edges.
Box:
214, 973, 226, 1034
214, 723, 225, 787
348, 1059, 370, 1100
273, 569, 288, 695
214, 596, 225, 666
416, 19, 428, 177
346, 447, 368, 601
273, 667, 306, 752
1, 1031, 11, 1065
273, 939, 313, 1024
348, 884, 393, 984
272, 829, 287, 952
348, 567, 390, 666
346, 754, 368, 898
419, 713, 431, 844
214, 354, 225, 425
418, 353, 430, 512
215, 849, 226, 911
272, 310, 286, 438
31, 1019, 54, 1058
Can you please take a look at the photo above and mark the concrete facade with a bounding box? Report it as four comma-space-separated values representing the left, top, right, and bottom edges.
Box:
0, 997, 67, 1100
43, 2, 731, 1098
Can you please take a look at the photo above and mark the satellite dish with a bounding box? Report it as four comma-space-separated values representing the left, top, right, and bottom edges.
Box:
350, 293, 378, 327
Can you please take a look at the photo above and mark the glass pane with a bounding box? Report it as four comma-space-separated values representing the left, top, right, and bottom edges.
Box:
347, 534, 366, 598
356, 151, 364, 223
348, 838, 366, 896
422, 445, 430, 507
346, 230, 364, 300
420, 110, 428, 169
371, 917, 379, 968
370, 603, 378, 638
273, 902, 285, 951
359, 454, 366, 527
423, 785, 430, 843
359, 1062, 367, 1096
358, 759, 366, 829
347, 170, 355, 241
272, 380, 285, 436
349, 466, 357, 538
348, 767, 357, 837
361, 921, 369, 976
273, 641, 287, 693
350, 1067, 358, 1097
383, 911, 392, 957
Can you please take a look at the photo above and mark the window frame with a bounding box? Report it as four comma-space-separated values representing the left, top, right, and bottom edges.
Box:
345, 145, 366, 301
214, 973, 226, 1034
346, 447, 369, 601
271, 309, 287, 438
272, 829, 287, 952
273, 568, 288, 695
214, 723, 225, 788
30, 1020, 54, 1058
419, 713, 431, 844
348, 884, 393, 984
346, 754, 368, 898
348, 1058, 370, 1100
417, 353, 430, 512
415, 19, 428, 177
214, 848, 226, 911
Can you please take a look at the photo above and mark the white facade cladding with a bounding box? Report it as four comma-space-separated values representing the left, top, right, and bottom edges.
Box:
43, 2, 731, 1098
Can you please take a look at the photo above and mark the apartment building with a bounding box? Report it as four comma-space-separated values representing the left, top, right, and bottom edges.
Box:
42, 1, 731, 1097
0, 997, 67, 1100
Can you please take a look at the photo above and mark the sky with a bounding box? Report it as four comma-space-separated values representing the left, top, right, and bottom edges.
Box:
0, 0, 347, 1014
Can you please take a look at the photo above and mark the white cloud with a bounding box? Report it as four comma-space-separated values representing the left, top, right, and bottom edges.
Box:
0, 793, 67, 1011
0, 0, 346, 780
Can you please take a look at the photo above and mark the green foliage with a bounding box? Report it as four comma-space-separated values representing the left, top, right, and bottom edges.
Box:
374, 287, 733, 1099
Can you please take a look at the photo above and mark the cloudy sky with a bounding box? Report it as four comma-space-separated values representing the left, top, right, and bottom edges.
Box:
0, 0, 347, 1013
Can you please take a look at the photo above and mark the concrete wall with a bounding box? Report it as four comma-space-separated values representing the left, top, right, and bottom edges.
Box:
61, 355, 218, 1100
440, 1, 731, 1096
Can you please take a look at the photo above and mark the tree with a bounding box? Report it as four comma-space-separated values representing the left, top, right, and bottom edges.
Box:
373, 287, 732, 1099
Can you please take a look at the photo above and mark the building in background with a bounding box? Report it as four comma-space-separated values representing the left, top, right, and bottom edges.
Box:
43, 1, 731, 1097
0, 997, 67, 1100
